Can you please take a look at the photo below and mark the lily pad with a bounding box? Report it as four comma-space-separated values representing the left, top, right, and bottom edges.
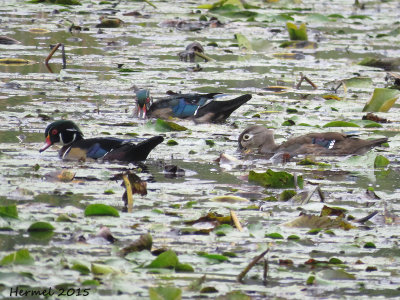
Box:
153, 119, 188, 132
374, 155, 389, 168
362, 88, 400, 112
27, 221, 55, 232
284, 214, 355, 230
0, 205, 18, 219
84, 204, 120, 217
149, 285, 182, 300
0, 249, 34, 266
147, 250, 193, 271
248, 169, 303, 189
234, 33, 252, 51
322, 121, 360, 128
91, 263, 119, 275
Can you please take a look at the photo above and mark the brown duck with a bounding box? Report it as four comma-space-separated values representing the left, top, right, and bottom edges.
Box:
238, 125, 388, 156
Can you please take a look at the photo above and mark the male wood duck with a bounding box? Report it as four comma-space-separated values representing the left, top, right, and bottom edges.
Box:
238, 125, 388, 157
39, 120, 164, 162
135, 89, 252, 123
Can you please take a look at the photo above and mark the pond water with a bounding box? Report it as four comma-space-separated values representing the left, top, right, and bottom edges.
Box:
1, 0, 400, 299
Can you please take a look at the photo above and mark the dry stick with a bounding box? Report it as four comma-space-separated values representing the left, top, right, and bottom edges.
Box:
122, 175, 133, 213
303, 74, 318, 90
334, 81, 343, 93
230, 210, 243, 232
263, 258, 268, 285
61, 44, 66, 69
45, 43, 62, 65
300, 186, 318, 205
296, 72, 317, 90
237, 248, 270, 283
357, 210, 379, 224
295, 74, 304, 89
194, 51, 214, 62
317, 185, 325, 202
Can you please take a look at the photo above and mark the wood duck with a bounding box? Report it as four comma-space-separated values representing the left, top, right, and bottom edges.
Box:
39, 120, 164, 162
135, 90, 252, 123
238, 125, 388, 157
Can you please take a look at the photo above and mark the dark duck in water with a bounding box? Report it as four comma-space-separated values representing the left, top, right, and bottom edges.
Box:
238, 125, 388, 157
135, 89, 252, 123
39, 120, 164, 162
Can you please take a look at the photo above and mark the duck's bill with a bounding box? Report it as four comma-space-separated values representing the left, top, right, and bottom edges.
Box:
39, 135, 52, 153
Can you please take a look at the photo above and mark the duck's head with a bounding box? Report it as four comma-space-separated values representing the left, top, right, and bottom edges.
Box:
40, 120, 83, 152
135, 89, 152, 119
238, 125, 276, 153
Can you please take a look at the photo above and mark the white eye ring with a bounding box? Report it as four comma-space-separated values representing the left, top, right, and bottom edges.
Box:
243, 134, 252, 141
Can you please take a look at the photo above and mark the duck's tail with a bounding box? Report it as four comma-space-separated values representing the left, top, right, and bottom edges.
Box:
104, 136, 164, 162
195, 94, 252, 123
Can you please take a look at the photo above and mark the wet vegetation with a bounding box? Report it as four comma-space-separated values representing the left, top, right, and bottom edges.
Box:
1, 0, 400, 299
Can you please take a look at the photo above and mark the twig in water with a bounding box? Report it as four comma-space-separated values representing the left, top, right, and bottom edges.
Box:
122, 175, 133, 213
263, 258, 268, 286
61, 44, 66, 69
230, 210, 243, 232
194, 50, 214, 62
237, 248, 269, 283
334, 81, 343, 93
357, 210, 379, 224
296, 72, 317, 90
317, 185, 325, 202
45, 43, 62, 65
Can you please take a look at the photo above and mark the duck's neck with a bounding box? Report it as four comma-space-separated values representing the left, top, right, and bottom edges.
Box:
259, 131, 279, 154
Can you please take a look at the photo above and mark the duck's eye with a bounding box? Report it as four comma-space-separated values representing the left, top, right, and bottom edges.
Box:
243, 134, 252, 141
51, 129, 58, 135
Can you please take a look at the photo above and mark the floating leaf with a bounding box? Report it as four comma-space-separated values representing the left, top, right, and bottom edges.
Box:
71, 262, 90, 275
265, 232, 284, 239
362, 88, 400, 112
211, 195, 249, 203
279, 40, 316, 49
342, 76, 373, 89
91, 263, 119, 275
320, 205, 347, 218
199, 0, 244, 10
0, 249, 34, 266
234, 33, 252, 51
167, 139, 178, 146
248, 169, 303, 189
149, 285, 182, 300
0, 58, 32, 65
358, 57, 400, 71
374, 155, 389, 168
84, 204, 119, 217
147, 250, 179, 269
284, 214, 355, 230
153, 119, 188, 132
119, 233, 153, 256
185, 212, 231, 226
27, 221, 55, 232
0, 205, 18, 219
286, 22, 308, 40
319, 269, 356, 280
279, 190, 296, 201
198, 252, 229, 262
96, 17, 123, 28
322, 121, 360, 128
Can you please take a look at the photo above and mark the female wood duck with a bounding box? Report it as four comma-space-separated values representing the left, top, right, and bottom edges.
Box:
238, 125, 388, 157
135, 89, 252, 123
39, 120, 164, 162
